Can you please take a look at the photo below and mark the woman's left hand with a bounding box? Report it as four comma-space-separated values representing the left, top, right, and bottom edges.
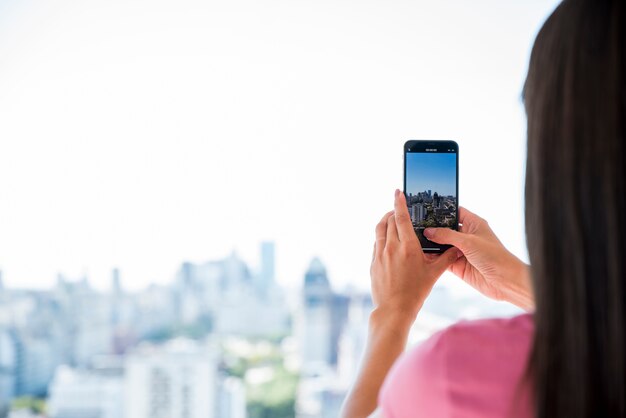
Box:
370, 189, 462, 323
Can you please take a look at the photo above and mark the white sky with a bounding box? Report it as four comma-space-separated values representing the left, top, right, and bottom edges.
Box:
0, 0, 560, 291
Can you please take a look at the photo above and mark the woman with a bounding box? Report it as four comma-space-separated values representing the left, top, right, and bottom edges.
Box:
342, 0, 625, 417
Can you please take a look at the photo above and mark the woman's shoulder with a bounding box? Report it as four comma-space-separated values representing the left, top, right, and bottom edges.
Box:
443, 312, 534, 348
447, 311, 534, 332
379, 313, 534, 418
437, 312, 534, 380
404, 312, 534, 374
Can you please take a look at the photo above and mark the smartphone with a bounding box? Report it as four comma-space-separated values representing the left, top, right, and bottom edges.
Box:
403, 140, 459, 253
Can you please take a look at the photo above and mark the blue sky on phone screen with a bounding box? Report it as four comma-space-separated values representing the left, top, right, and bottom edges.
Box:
406, 153, 456, 198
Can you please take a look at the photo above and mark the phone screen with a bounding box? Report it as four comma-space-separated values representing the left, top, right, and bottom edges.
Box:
404, 140, 459, 253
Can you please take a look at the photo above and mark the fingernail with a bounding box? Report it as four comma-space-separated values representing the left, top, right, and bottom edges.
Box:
395, 189, 400, 198
456, 249, 463, 259
423, 228, 433, 238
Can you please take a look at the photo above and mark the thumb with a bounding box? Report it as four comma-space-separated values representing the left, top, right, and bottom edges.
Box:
428, 247, 463, 278
424, 227, 470, 251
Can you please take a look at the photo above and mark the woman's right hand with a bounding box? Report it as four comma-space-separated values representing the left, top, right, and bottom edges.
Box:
423, 207, 534, 311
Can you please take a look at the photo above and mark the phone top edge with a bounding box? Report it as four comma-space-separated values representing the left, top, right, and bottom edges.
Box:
404, 139, 458, 152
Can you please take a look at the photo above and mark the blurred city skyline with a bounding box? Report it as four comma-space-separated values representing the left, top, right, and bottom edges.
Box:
0, 238, 520, 417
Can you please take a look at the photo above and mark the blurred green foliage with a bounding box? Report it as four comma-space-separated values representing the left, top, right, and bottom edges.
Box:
144, 314, 214, 342
247, 365, 298, 418
223, 338, 298, 418
12, 396, 46, 414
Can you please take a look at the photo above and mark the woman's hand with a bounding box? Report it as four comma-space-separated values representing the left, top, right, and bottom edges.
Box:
423, 207, 534, 311
341, 189, 460, 418
370, 189, 462, 321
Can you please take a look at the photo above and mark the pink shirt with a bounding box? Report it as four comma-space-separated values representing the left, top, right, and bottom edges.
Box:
379, 313, 534, 418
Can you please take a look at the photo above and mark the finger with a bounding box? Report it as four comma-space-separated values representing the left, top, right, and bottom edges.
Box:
447, 255, 468, 279
457, 206, 493, 237
458, 206, 480, 225
387, 214, 400, 245
428, 247, 463, 278
423, 227, 471, 252
375, 210, 395, 259
423, 253, 439, 262
393, 189, 415, 242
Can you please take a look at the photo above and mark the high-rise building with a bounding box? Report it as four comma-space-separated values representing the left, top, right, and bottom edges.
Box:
15, 335, 59, 397
47, 365, 124, 418
337, 295, 372, 386
217, 377, 246, 418
74, 293, 113, 368
111, 268, 123, 328
329, 295, 349, 366
112, 268, 122, 296
296, 291, 370, 418
0, 331, 16, 413
124, 339, 218, 418
411, 204, 425, 223
301, 258, 333, 370
300, 258, 349, 370
258, 241, 275, 293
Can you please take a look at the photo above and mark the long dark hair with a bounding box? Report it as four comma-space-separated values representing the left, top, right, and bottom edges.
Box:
524, 0, 625, 416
